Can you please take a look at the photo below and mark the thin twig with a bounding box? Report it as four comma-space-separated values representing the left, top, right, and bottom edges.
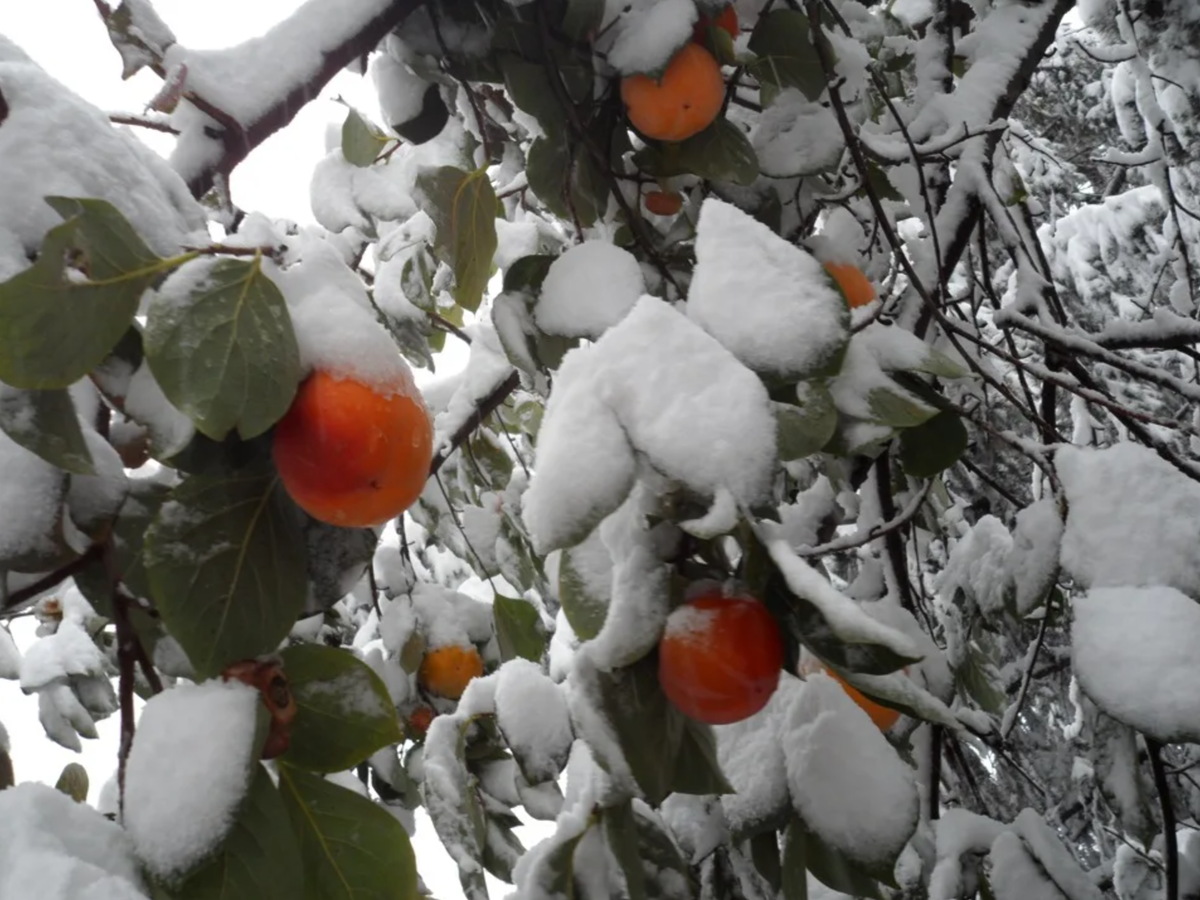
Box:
429, 370, 522, 477
1000, 603, 1051, 740
1, 545, 105, 613
1148, 739, 1179, 900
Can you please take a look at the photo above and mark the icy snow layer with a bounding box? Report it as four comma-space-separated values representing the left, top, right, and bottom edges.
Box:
123, 679, 262, 881
0, 48, 206, 281
782, 674, 919, 872
534, 241, 645, 339
688, 198, 849, 379
1073, 586, 1200, 743
0, 782, 148, 900
1057, 442, 1200, 595
605, 0, 697, 75
522, 296, 778, 553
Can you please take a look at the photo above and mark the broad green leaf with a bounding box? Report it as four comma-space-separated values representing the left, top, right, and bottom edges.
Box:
789, 818, 883, 900
956, 643, 1006, 716
167, 765, 305, 900
278, 765, 418, 900
144, 257, 302, 441
0, 384, 95, 474
899, 410, 968, 478
748, 11, 828, 102
672, 718, 735, 797
516, 823, 590, 900
782, 821, 810, 900
632, 806, 695, 899
143, 469, 307, 679
467, 433, 513, 491
864, 162, 905, 203
677, 119, 761, 186
503, 255, 556, 294
560, 0, 605, 40
752, 831, 784, 895
605, 802, 648, 900
75, 478, 171, 615
416, 167, 499, 312
525, 136, 608, 229
392, 84, 450, 146
342, 108, 390, 167
493, 593, 547, 663
501, 55, 567, 136
302, 515, 377, 612
558, 547, 609, 641
54, 762, 88, 803
775, 387, 837, 462
0, 197, 165, 389
866, 387, 937, 429
418, 716, 490, 898
279, 644, 402, 773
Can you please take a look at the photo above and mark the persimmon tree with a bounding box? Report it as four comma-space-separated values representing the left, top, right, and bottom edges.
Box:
2, 0, 1200, 899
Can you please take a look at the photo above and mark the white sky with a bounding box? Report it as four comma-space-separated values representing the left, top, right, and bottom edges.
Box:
1, 4, 526, 897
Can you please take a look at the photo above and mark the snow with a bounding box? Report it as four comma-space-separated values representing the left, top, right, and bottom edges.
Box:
534, 242, 645, 340
0, 428, 65, 568
937, 515, 1014, 618
0, 782, 147, 900
1072, 585, 1200, 743
606, 0, 697, 75
123, 679, 262, 882
19, 620, 108, 693
782, 674, 919, 872
523, 296, 778, 553
371, 52, 427, 131
751, 90, 844, 177
112, 359, 196, 458
40, 685, 99, 752
1057, 443, 1200, 595
1009, 499, 1064, 615
65, 430, 130, 534
494, 659, 573, 784
929, 809, 1006, 900
687, 198, 849, 379
988, 831, 1065, 900
431, 324, 515, 459
1012, 809, 1104, 900
412, 582, 494, 650
0, 47, 206, 279
0, 625, 19, 679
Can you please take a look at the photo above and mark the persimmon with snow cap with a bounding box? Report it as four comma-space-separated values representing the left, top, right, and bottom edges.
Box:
658, 590, 784, 725
824, 261, 877, 309
798, 652, 905, 731
621, 43, 726, 143
418, 644, 484, 700
272, 367, 433, 528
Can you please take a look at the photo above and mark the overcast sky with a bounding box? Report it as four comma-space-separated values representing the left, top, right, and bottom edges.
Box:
3, 5, 510, 897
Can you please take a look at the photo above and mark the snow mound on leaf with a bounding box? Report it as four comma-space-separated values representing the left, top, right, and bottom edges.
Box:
0, 430, 64, 568
535, 241, 645, 339
606, 0, 697, 75
1072, 586, 1200, 743
0, 50, 205, 280
523, 296, 777, 552
782, 673, 919, 873
1057, 443, 1200, 594
495, 658, 573, 784
0, 782, 147, 900
19, 619, 108, 692
687, 198, 849, 379
124, 679, 262, 881
752, 89, 843, 177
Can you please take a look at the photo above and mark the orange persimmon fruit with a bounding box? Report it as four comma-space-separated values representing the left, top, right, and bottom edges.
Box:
418, 645, 484, 700
222, 658, 298, 760
658, 591, 784, 725
644, 190, 684, 216
798, 654, 905, 731
620, 43, 725, 143
272, 368, 433, 528
824, 262, 877, 309
692, 4, 740, 43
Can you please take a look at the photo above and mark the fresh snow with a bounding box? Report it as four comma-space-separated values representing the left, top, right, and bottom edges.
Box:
123, 679, 262, 881
605, 0, 697, 75
688, 198, 848, 379
1072, 585, 1200, 743
19, 619, 109, 693
1057, 443, 1200, 594
751, 89, 844, 177
534, 242, 645, 339
371, 52, 428, 131
782, 673, 919, 872
523, 296, 778, 552
0, 428, 66, 568
937, 515, 1014, 618
494, 658, 573, 784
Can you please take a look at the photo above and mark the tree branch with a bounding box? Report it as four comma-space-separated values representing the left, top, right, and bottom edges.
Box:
1, 545, 105, 613
1147, 739, 1178, 900
428, 370, 521, 477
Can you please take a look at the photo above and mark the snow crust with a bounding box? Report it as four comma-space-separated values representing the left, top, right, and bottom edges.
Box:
123, 680, 262, 881
523, 296, 778, 552
534, 241, 645, 339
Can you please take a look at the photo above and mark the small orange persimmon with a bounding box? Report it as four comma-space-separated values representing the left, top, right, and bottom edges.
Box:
407, 704, 435, 736
644, 190, 684, 216
418, 645, 484, 700
799, 655, 905, 731
658, 592, 784, 725
272, 368, 433, 528
824, 262, 877, 309
621, 43, 725, 143
693, 4, 740, 43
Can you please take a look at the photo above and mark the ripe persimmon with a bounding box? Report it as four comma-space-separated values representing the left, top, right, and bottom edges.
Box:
407, 704, 435, 736
272, 368, 433, 528
418, 645, 484, 700
824, 262, 877, 309
621, 43, 725, 143
658, 592, 784, 725
645, 190, 684, 216
798, 655, 904, 731
693, 4, 740, 43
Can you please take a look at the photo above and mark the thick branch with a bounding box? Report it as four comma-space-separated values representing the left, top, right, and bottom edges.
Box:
1147, 739, 1178, 900
429, 370, 521, 476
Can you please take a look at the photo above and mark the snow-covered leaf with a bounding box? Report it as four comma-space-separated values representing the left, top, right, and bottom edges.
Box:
0, 384, 95, 474
787, 816, 884, 900
899, 411, 968, 478
341, 107, 390, 167
534, 241, 644, 340
495, 658, 573, 785
1009, 499, 1063, 616
775, 386, 837, 462
559, 535, 612, 640
415, 166, 498, 313
493, 593, 547, 663
0, 429, 69, 572
279, 763, 419, 900
0, 197, 163, 390
278, 644, 402, 773
144, 469, 308, 679
144, 256, 302, 441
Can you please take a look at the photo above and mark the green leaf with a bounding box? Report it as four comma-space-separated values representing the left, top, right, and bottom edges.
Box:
302, 516, 377, 613
144, 257, 302, 441
54, 762, 89, 803
503, 255, 557, 294
752, 831, 784, 895
0, 384, 95, 474
956, 643, 1006, 716
632, 806, 695, 899
748, 11, 828, 102
676, 119, 760, 186
781, 821, 808, 900
393, 84, 450, 146
501, 55, 566, 137
899, 410, 968, 478
864, 162, 905, 203
558, 545, 609, 640
76, 478, 171, 615
673, 717, 735, 796
493, 593, 547, 663
415, 167, 499, 313
790, 817, 883, 900
605, 802, 649, 900
143, 469, 307, 679
342, 108, 391, 167
526, 136, 608, 229
278, 764, 419, 900
0, 197, 165, 389
467, 432, 513, 491
775, 385, 837, 461
279, 644, 402, 773
560, 0, 605, 40
167, 765, 305, 900
516, 823, 590, 899
866, 387, 937, 429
